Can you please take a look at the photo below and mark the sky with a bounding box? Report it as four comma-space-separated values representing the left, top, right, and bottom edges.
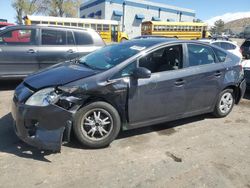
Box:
0, 0, 250, 24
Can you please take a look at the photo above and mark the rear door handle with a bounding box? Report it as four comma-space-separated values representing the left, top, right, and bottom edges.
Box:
175, 79, 185, 86
67, 49, 75, 53
214, 71, 222, 77
27, 49, 37, 54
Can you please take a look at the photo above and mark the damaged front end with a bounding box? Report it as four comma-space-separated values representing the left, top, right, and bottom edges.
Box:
11, 83, 82, 152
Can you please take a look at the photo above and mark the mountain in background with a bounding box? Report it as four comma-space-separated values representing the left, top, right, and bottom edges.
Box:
224, 17, 250, 33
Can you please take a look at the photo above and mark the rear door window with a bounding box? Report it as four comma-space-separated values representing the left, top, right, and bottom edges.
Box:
187, 44, 216, 67
220, 42, 236, 50
67, 31, 75, 45
212, 42, 221, 48
0, 29, 36, 45
74, 31, 93, 45
41, 29, 66, 45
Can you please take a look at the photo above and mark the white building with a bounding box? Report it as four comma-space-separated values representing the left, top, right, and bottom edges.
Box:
80, 0, 196, 38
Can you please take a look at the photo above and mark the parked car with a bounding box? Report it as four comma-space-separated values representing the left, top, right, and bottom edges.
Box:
243, 26, 250, 39
241, 39, 250, 59
199, 39, 242, 59
242, 60, 250, 87
133, 35, 176, 39
12, 39, 246, 151
0, 25, 105, 79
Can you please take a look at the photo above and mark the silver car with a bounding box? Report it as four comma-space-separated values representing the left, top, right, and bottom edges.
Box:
0, 25, 105, 79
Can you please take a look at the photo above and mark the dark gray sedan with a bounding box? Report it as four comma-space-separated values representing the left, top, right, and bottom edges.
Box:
12, 39, 246, 151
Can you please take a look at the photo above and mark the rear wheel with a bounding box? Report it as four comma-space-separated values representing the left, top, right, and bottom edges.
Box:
213, 89, 234, 118
73, 102, 121, 148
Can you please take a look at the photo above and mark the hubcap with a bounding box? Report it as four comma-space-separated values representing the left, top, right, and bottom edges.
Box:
219, 92, 233, 114
81, 108, 113, 141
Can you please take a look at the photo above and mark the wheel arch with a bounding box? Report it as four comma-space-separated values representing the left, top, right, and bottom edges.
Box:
78, 96, 127, 124
222, 85, 241, 104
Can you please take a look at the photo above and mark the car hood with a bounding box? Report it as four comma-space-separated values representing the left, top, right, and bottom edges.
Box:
24, 63, 98, 90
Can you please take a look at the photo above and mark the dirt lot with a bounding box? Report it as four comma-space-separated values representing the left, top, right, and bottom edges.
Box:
0, 81, 249, 188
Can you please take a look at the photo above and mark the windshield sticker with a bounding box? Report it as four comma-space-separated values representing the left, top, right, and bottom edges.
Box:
130, 46, 146, 51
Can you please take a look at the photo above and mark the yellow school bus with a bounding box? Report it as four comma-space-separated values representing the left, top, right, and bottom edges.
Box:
141, 21, 211, 40
24, 15, 129, 43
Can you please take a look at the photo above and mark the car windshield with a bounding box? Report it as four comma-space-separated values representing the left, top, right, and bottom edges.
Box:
78, 39, 167, 70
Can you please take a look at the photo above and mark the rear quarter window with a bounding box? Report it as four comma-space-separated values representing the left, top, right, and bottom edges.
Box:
213, 47, 227, 62
74, 31, 93, 45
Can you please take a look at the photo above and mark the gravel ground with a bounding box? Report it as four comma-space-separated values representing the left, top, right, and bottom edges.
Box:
0, 80, 250, 188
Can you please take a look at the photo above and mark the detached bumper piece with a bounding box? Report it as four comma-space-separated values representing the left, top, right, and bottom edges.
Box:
12, 101, 72, 152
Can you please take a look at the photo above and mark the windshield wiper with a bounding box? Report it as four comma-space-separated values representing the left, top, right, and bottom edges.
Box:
80, 61, 96, 69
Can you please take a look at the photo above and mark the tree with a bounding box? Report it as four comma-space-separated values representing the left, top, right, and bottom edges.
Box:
193, 18, 202, 23
12, 0, 43, 24
212, 19, 225, 34
43, 0, 82, 17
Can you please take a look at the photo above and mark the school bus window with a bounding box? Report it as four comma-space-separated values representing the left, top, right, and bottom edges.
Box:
91, 24, 96, 30
103, 24, 109, 31
31, 21, 40, 25
50, 22, 56, 25
57, 22, 63, 25
97, 24, 102, 31
71, 23, 77, 26
42, 21, 48, 24
78, 23, 83, 27
64, 22, 70, 26
85, 24, 90, 28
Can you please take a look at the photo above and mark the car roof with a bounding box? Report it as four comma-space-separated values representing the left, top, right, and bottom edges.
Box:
0, 24, 94, 32
121, 38, 178, 48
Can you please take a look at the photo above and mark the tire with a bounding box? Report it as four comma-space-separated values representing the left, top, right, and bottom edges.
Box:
73, 101, 121, 148
213, 89, 235, 118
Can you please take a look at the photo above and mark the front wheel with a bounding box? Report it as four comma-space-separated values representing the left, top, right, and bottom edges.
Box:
213, 89, 235, 118
73, 102, 121, 148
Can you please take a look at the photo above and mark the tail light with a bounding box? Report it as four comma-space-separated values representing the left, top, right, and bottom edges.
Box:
240, 47, 243, 54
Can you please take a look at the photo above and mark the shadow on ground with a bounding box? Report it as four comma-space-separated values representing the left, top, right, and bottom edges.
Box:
0, 80, 22, 91
65, 113, 213, 150
0, 113, 55, 162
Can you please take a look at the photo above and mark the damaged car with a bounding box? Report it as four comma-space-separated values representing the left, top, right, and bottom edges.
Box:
12, 39, 246, 151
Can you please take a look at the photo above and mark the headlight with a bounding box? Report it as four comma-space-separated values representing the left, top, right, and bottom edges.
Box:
25, 88, 59, 106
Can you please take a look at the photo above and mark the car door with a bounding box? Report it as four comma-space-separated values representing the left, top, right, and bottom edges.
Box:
183, 43, 226, 114
0, 27, 39, 78
37, 28, 78, 70
128, 44, 188, 125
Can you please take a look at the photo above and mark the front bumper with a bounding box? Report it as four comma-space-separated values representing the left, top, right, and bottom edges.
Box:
11, 100, 73, 152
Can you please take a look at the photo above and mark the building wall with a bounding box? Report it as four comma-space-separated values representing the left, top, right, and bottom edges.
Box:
80, 0, 106, 19
80, 0, 195, 39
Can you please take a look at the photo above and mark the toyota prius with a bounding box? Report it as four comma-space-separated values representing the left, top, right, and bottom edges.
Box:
12, 39, 246, 151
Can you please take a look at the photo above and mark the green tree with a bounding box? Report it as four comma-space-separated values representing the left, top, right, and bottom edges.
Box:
43, 0, 82, 17
213, 19, 225, 34
12, 0, 43, 24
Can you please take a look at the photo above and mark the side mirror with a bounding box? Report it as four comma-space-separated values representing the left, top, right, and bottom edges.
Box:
133, 67, 151, 79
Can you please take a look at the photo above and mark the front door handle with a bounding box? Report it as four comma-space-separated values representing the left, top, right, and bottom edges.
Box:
214, 71, 222, 77
175, 79, 185, 86
27, 49, 37, 54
